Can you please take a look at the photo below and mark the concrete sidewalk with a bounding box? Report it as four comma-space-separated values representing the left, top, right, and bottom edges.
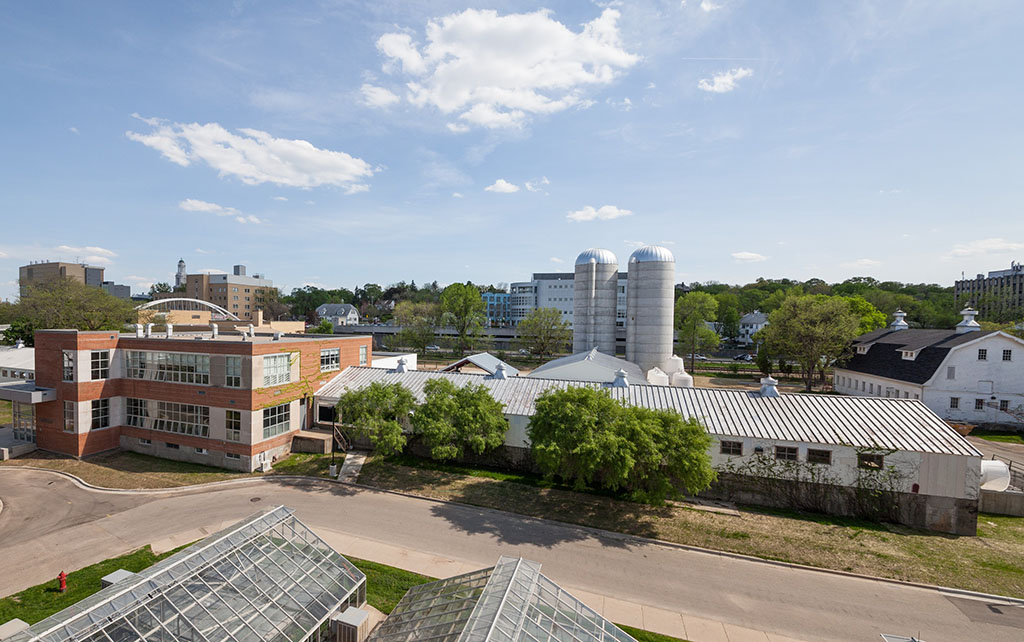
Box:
312, 527, 807, 642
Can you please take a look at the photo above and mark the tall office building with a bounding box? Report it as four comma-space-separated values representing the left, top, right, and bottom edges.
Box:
954, 261, 1024, 320
185, 264, 275, 322
18, 261, 104, 294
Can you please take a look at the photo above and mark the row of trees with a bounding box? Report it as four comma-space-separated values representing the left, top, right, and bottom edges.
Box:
336, 382, 716, 502
0, 279, 138, 346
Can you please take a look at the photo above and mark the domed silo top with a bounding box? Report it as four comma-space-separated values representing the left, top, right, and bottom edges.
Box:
575, 248, 618, 266
629, 245, 675, 263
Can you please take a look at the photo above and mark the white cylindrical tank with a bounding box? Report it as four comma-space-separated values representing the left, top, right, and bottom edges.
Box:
573, 248, 619, 355
980, 459, 1011, 492
646, 367, 670, 386
665, 355, 694, 388
626, 245, 676, 374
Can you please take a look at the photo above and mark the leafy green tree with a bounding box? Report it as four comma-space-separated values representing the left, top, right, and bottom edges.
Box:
335, 382, 416, 456
528, 387, 715, 502
260, 288, 293, 321
1, 319, 36, 346
148, 282, 173, 296
757, 295, 860, 392
394, 301, 439, 354
515, 307, 571, 360
755, 349, 773, 376
411, 379, 507, 460
13, 278, 136, 335
311, 318, 334, 334
675, 291, 720, 371
441, 282, 486, 355
715, 292, 741, 341
842, 296, 886, 334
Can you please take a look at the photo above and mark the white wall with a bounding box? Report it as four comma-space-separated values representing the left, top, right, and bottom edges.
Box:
371, 353, 418, 370
921, 333, 1024, 424
834, 369, 923, 400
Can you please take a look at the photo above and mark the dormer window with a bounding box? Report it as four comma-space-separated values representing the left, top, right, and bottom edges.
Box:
856, 345, 869, 354
900, 350, 917, 361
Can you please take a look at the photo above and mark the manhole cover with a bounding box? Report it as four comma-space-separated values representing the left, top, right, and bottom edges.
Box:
250, 497, 261, 503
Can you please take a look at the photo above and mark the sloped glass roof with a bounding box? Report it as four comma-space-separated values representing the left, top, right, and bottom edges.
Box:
8, 506, 365, 642
369, 557, 634, 642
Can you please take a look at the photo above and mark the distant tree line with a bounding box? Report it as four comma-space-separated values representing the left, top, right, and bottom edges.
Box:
0, 278, 137, 346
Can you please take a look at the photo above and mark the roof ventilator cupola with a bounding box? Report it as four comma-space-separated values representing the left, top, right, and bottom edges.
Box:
489, 363, 508, 380
394, 357, 408, 374
759, 376, 780, 398
612, 368, 629, 388
955, 307, 981, 334
890, 309, 909, 331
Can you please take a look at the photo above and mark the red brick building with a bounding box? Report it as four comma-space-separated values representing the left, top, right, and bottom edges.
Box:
26, 329, 371, 471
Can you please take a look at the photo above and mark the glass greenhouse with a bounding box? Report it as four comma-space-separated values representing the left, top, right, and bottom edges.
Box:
368, 557, 635, 642
7, 506, 366, 642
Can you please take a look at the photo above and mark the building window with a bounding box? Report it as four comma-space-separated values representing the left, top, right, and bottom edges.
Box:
91, 399, 110, 430
63, 401, 75, 433
195, 447, 207, 455
139, 438, 151, 446
946, 366, 955, 380
165, 442, 180, 450
999, 400, 1010, 412
807, 449, 832, 465
91, 350, 110, 380
225, 356, 242, 388
226, 410, 242, 442
263, 403, 291, 439
125, 351, 210, 385
950, 397, 960, 409
975, 399, 985, 411
62, 351, 74, 381
858, 453, 884, 470
318, 405, 336, 423
126, 398, 148, 427
320, 348, 341, 372
151, 401, 210, 437
225, 452, 240, 460
359, 345, 368, 365
775, 446, 798, 461
1003, 349, 1013, 361
978, 349, 987, 361
263, 354, 291, 386
719, 440, 743, 456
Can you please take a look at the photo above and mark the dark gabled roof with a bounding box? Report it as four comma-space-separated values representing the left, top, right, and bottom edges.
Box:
842, 329, 996, 384
318, 303, 357, 316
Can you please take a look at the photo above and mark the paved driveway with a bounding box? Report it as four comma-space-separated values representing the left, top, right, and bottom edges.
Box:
1, 468, 1022, 642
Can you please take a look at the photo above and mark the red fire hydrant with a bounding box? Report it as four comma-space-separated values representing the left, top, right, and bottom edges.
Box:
58, 571, 67, 593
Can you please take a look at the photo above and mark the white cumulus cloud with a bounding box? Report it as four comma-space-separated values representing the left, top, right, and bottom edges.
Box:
452, 192, 464, 198
567, 205, 633, 222
179, 199, 262, 225
375, 8, 639, 130
525, 176, 550, 192
360, 84, 400, 108
698, 67, 753, 93
700, 0, 721, 12
127, 115, 375, 192
550, 257, 565, 264
946, 238, 1024, 259
731, 251, 767, 262
841, 258, 882, 268
55, 245, 117, 261
484, 179, 520, 193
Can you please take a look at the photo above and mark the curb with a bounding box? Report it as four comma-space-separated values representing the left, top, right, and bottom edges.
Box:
3, 464, 1023, 607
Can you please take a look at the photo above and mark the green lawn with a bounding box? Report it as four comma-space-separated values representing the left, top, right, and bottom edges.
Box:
969, 428, 1024, 445
348, 557, 435, 614
0, 400, 12, 426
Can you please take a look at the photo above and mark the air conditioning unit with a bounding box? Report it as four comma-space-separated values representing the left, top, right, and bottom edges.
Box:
331, 608, 370, 642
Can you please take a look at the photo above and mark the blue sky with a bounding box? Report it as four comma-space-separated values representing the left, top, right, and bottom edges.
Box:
2, 1, 1022, 300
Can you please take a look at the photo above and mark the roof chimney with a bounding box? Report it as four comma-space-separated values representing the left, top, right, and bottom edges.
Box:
890, 309, 909, 331
612, 368, 629, 388
489, 363, 508, 380
134, 323, 143, 338
210, 323, 219, 339
759, 376, 780, 398
955, 307, 981, 334
166, 323, 174, 338
394, 357, 408, 374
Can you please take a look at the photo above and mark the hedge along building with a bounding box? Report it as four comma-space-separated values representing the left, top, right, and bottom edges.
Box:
8, 328, 372, 471
315, 365, 993, 535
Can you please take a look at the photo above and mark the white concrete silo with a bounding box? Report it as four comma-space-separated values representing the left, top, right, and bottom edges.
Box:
573, 248, 619, 355
626, 245, 676, 374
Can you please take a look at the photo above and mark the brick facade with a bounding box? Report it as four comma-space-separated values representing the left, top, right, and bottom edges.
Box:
32, 330, 370, 471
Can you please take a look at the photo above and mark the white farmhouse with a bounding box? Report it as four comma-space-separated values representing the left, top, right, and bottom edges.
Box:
737, 310, 768, 345
316, 303, 360, 327
834, 308, 1024, 425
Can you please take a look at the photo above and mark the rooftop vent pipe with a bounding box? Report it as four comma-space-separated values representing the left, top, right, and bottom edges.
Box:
611, 369, 629, 388
273, 331, 283, 341
759, 376, 780, 398
955, 308, 981, 334
166, 323, 174, 338
210, 324, 219, 339
134, 324, 143, 338
144, 323, 154, 338
14, 339, 25, 349
247, 324, 255, 338
490, 363, 508, 380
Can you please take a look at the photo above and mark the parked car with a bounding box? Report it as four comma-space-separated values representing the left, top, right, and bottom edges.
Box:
733, 353, 753, 361
518, 348, 531, 356
686, 354, 709, 361
425, 344, 441, 352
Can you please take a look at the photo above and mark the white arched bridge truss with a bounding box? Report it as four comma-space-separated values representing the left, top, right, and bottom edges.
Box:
135, 298, 242, 321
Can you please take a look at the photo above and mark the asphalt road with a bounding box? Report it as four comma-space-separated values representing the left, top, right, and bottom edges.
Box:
0, 468, 1021, 642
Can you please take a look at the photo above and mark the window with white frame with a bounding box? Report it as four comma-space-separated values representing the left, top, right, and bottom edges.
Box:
1003, 349, 1013, 362
775, 446, 798, 461
91, 350, 110, 380
978, 348, 987, 361
999, 400, 1009, 411
194, 447, 207, 455
719, 440, 742, 456
320, 348, 341, 372
225, 452, 240, 460
63, 401, 75, 433
91, 399, 110, 430
225, 410, 242, 442
263, 403, 291, 439
359, 345, 367, 365
151, 401, 210, 437
263, 354, 291, 386
126, 398, 148, 427
139, 438, 151, 446
975, 398, 985, 410
125, 351, 210, 384
950, 397, 960, 409
62, 351, 74, 381
225, 356, 242, 388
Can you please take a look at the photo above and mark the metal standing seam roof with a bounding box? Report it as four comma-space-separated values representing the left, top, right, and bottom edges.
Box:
367, 556, 635, 642
315, 367, 981, 457
527, 349, 644, 383
441, 353, 520, 377
7, 506, 366, 642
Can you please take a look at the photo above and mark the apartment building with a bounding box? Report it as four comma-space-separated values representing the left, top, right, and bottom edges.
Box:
480, 291, 511, 326
28, 329, 371, 471
510, 272, 627, 327
954, 261, 1024, 320
18, 261, 104, 294
186, 264, 274, 322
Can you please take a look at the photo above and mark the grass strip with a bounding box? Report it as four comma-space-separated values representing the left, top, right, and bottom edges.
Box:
968, 429, 1024, 445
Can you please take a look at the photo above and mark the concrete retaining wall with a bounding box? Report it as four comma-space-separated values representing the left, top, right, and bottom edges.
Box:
980, 489, 1024, 516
